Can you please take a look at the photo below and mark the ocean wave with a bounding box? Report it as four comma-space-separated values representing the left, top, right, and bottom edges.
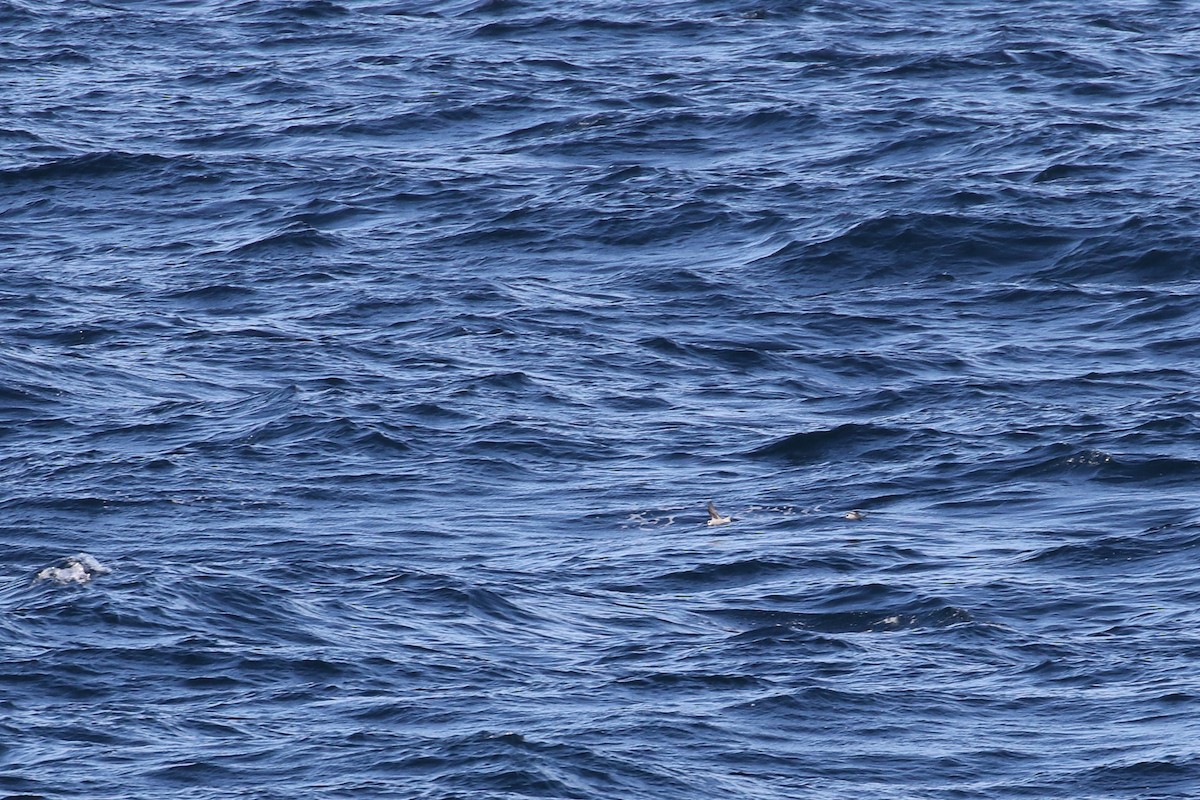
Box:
6, 0, 1200, 796
748, 423, 933, 463
708, 599, 973, 635
754, 212, 1077, 283
0, 151, 193, 185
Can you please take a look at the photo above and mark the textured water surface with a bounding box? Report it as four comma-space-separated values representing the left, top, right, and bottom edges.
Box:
4, 1, 1200, 797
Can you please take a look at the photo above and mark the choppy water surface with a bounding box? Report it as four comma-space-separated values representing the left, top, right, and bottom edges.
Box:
4, 1, 1200, 797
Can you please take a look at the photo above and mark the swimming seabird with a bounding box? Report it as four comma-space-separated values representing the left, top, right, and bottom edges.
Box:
706, 502, 732, 527
843, 510, 866, 521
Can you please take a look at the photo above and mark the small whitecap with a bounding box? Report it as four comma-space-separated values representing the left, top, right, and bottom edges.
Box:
35, 553, 111, 585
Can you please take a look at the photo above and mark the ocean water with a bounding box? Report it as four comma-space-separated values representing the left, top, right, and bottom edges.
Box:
3, 0, 1200, 797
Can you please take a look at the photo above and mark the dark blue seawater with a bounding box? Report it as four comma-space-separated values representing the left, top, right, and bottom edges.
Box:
4, 1, 1200, 796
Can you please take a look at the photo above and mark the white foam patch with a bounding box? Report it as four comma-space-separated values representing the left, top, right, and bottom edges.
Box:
36, 553, 111, 585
